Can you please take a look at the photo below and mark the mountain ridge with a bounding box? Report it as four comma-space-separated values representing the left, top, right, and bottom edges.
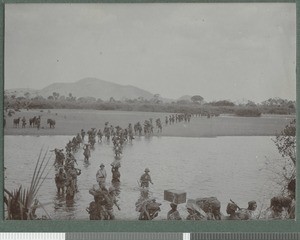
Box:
5, 77, 194, 102
6, 78, 155, 101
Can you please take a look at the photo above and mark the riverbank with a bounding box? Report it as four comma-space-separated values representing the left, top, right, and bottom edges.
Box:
4, 109, 295, 137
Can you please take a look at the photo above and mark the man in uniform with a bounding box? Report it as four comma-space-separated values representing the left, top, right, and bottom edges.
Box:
140, 168, 153, 188
96, 164, 107, 185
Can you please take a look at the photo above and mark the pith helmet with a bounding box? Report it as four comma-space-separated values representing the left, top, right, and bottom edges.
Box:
100, 163, 105, 167
144, 168, 150, 172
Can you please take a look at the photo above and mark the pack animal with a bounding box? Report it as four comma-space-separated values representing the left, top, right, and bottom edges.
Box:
47, 119, 56, 128
13, 117, 21, 128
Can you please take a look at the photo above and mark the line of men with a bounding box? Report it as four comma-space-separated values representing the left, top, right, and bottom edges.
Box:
52, 113, 191, 219
166, 179, 296, 221
87, 163, 121, 220
165, 113, 192, 125
54, 149, 81, 201
53, 113, 297, 221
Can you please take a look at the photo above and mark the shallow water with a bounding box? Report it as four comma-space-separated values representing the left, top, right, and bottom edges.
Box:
4, 135, 284, 220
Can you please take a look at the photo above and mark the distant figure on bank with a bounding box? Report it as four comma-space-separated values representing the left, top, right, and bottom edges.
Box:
167, 203, 182, 220
21, 117, 26, 128
140, 168, 153, 188
36, 117, 41, 130
96, 163, 107, 185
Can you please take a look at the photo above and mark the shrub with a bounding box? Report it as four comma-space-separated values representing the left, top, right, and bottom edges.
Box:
235, 108, 262, 117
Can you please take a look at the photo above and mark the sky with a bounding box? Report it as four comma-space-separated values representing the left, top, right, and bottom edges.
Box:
4, 3, 296, 102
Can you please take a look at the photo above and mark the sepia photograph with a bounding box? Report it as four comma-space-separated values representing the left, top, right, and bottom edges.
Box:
3, 3, 296, 221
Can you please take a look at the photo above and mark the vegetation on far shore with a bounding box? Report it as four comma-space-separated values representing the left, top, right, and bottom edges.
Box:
4, 91, 295, 117
272, 119, 296, 194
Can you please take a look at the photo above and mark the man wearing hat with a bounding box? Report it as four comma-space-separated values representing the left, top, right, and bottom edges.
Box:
140, 168, 153, 188
167, 203, 182, 220
96, 164, 107, 185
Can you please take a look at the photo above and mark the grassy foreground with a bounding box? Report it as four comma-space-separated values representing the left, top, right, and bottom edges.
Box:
4, 108, 295, 137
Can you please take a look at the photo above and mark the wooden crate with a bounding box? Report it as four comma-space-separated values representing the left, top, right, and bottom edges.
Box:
164, 189, 187, 204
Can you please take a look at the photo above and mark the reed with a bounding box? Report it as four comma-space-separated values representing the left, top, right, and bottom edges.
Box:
4, 148, 53, 220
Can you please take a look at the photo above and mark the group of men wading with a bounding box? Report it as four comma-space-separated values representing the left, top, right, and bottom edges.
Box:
52, 113, 295, 220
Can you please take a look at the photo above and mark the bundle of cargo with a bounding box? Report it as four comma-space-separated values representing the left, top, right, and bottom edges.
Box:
164, 189, 186, 204
195, 197, 222, 220
185, 199, 207, 220
136, 198, 162, 220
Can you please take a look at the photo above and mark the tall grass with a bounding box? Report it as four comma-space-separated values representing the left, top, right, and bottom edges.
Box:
4, 148, 53, 220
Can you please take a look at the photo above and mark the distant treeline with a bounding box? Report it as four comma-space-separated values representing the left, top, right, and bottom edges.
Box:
4, 94, 295, 117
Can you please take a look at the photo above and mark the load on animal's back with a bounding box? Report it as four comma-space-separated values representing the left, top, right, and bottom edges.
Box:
47, 118, 56, 128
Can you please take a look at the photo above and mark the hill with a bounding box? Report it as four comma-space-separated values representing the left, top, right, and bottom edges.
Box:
5, 79, 201, 103
39, 78, 155, 101
6, 78, 155, 101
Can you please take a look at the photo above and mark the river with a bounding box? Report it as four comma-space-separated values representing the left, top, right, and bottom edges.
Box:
4, 135, 284, 220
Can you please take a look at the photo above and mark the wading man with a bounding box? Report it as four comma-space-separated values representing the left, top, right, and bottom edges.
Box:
96, 164, 107, 185
140, 168, 153, 188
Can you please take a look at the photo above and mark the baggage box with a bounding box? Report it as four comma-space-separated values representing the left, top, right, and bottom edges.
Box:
164, 189, 186, 204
